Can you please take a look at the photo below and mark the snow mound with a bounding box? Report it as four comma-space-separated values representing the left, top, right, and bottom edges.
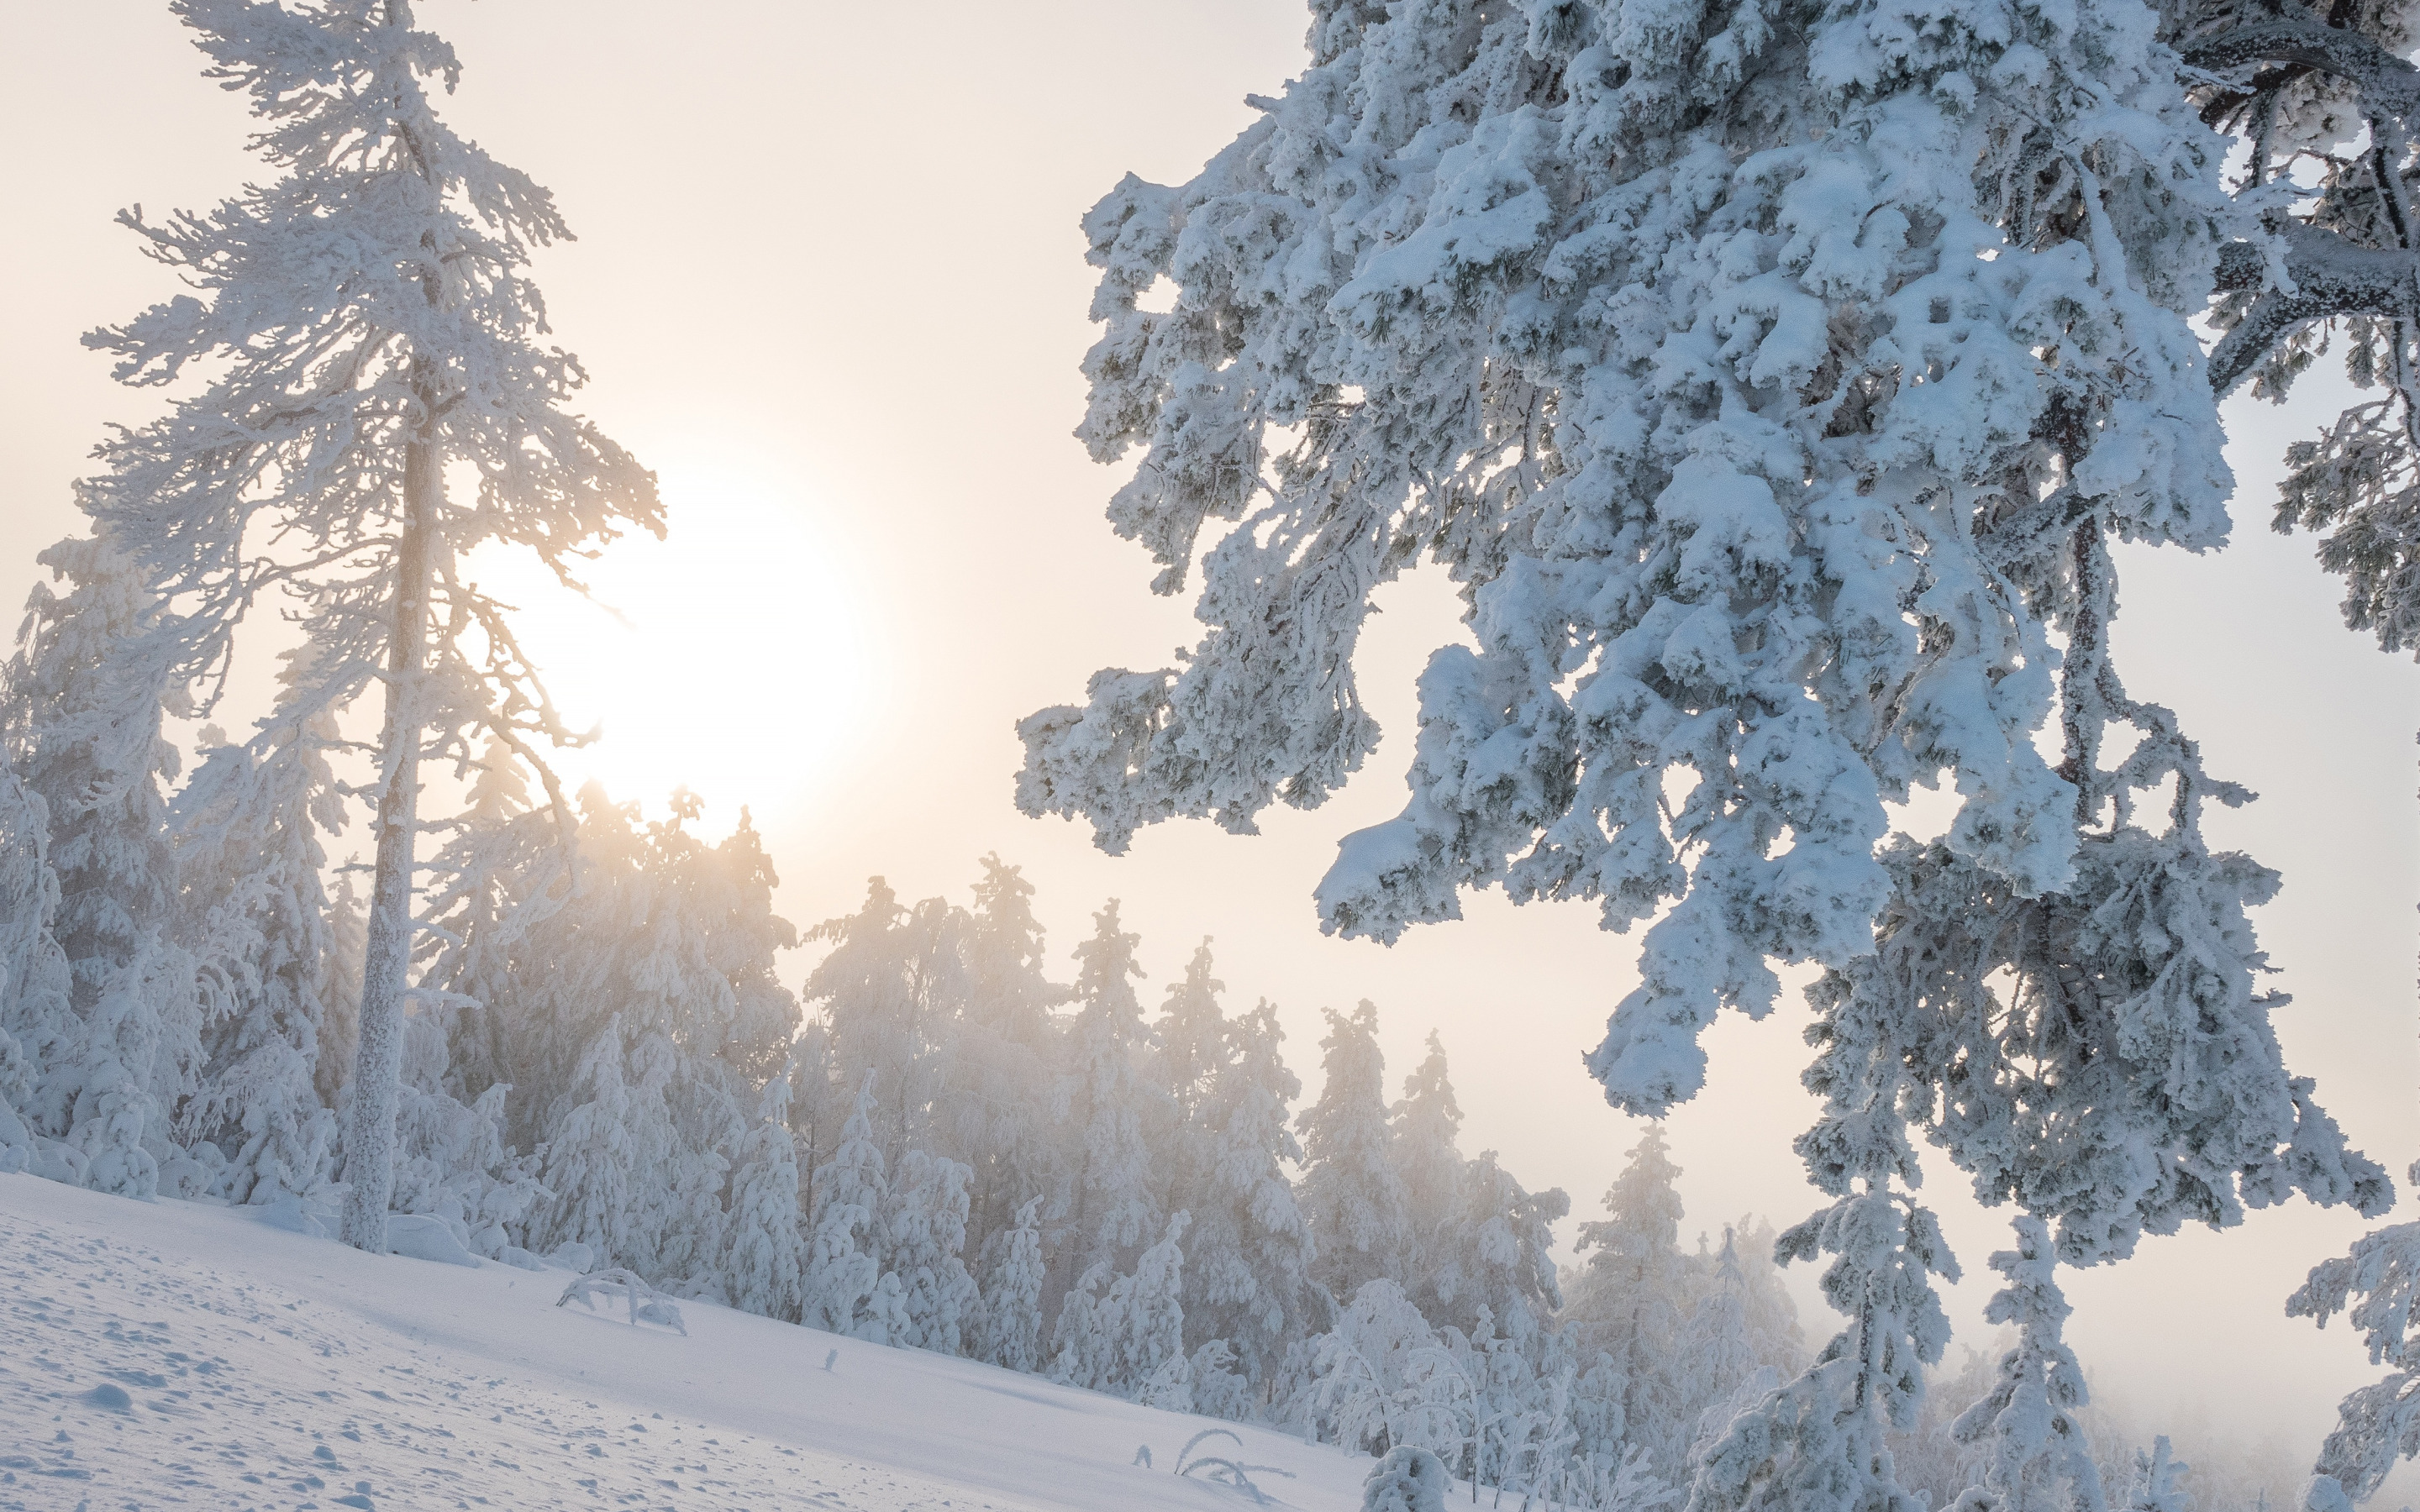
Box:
384, 1211, 479, 1267
0, 1172, 1370, 1512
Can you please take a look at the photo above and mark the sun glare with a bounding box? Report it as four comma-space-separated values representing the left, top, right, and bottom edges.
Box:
463, 462, 878, 837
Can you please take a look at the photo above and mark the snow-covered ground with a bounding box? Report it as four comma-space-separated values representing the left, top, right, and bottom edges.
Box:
0, 1173, 1369, 1512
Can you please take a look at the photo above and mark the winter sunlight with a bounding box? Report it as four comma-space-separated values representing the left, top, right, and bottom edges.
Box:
465, 459, 877, 835
9, 5, 2420, 1512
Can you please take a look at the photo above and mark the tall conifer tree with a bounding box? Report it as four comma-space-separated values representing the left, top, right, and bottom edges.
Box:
81, 0, 660, 1250
1297, 1000, 1411, 1307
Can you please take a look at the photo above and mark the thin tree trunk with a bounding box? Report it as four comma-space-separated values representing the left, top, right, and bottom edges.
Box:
339, 380, 439, 1252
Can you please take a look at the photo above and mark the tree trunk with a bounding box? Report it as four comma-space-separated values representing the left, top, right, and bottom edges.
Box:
339, 383, 439, 1252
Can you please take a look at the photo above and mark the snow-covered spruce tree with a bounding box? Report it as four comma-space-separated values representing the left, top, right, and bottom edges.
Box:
1676, 1227, 1765, 1456
1392, 1031, 1470, 1322
723, 1065, 808, 1325
1298, 1000, 1412, 1305
978, 1194, 1050, 1372
315, 869, 365, 1109
80, 0, 658, 1252
1154, 938, 1229, 1121
415, 741, 535, 1100
1126, 1213, 1195, 1408
441, 779, 796, 1284
1056, 900, 1165, 1286
387, 1013, 542, 1258
1185, 997, 1322, 1389
880, 1147, 981, 1353
2287, 1162, 2420, 1507
1946, 1218, 2107, 1512
788, 1018, 842, 1220
806, 879, 970, 1170
2175, 0, 2420, 650
1439, 1149, 1566, 1353
1054, 1212, 1194, 1404
2117, 1440, 2189, 1512
530, 1014, 645, 1268
3, 534, 201, 1197
1018, 0, 2393, 1489
803, 1071, 886, 1336
1288, 1276, 1456, 1456
0, 749, 69, 1175
171, 660, 345, 1206
513, 811, 690, 1280
939, 854, 1067, 1259
1567, 1124, 1694, 1476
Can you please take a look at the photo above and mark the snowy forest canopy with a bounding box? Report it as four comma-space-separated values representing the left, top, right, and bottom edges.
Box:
3, 3, 2420, 1512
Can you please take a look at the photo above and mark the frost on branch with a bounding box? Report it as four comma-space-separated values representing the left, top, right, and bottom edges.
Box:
2288, 1166, 2420, 1503
2178, 0, 2420, 649
1021, 0, 2238, 1121
73, 0, 660, 1250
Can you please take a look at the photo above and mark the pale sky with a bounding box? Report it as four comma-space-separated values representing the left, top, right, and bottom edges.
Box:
3, 0, 2414, 1465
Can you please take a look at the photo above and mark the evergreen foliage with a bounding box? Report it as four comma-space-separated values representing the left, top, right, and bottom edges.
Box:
1299, 1001, 1413, 1305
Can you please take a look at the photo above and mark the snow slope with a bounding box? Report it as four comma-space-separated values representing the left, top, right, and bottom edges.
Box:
0, 1173, 1369, 1512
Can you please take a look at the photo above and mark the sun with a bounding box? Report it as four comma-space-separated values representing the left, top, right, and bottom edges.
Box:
463, 456, 879, 837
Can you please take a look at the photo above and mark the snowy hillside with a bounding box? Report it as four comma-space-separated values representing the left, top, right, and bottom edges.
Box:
0, 1173, 1369, 1512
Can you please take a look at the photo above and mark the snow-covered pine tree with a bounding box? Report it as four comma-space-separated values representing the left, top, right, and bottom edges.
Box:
1692, 942, 1960, 1512
1127, 1213, 1194, 1408
1802, 562, 2389, 1489
420, 739, 557, 1113
1567, 1125, 1693, 1475
2287, 1163, 2420, 1506
1392, 1032, 1470, 1324
1016, 0, 2210, 1112
1947, 1217, 2106, 1512
1675, 1227, 1764, 1453
171, 653, 346, 1205
80, 0, 659, 1252
978, 1195, 1050, 1373
1440, 1150, 1566, 1355
880, 1147, 981, 1354
1051, 1211, 1192, 1403
802, 1071, 886, 1336
315, 870, 365, 1110
788, 1019, 842, 1223
943, 855, 1068, 1265
1154, 938, 1230, 1123
1289, 1277, 1453, 1457
3, 534, 201, 1197
1057, 900, 1164, 1286
1298, 1000, 1412, 1306
723, 1065, 808, 1325
0, 749, 67, 1175
529, 1015, 645, 1268
1185, 997, 1320, 1389
807, 879, 970, 1170
1018, 0, 2395, 1494
2177, 0, 2420, 649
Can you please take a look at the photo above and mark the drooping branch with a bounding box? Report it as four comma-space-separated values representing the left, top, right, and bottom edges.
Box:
2208, 225, 2420, 393
2180, 14, 2420, 117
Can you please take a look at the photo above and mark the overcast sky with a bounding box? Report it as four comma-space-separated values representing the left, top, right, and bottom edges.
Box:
3, 0, 2414, 1458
